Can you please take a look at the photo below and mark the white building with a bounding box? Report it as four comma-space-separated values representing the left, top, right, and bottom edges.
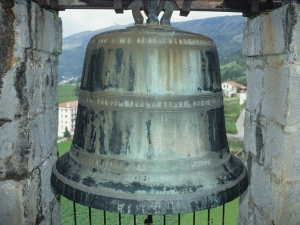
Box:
222, 81, 247, 97
58, 101, 78, 137
239, 92, 247, 105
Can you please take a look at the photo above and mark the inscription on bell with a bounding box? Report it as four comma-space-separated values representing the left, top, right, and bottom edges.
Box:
91, 35, 216, 47
79, 91, 223, 111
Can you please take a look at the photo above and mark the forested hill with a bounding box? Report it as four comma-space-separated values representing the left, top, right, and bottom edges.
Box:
173, 16, 245, 57
59, 15, 247, 85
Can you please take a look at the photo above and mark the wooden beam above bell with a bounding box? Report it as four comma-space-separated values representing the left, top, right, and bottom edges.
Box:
32, 0, 282, 16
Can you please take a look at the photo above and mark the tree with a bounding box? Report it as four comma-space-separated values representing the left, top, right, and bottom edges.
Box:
74, 83, 80, 96
63, 127, 71, 138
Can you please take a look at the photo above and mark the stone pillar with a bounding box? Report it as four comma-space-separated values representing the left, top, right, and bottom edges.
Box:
0, 0, 61, 224
239, 4, 300, 225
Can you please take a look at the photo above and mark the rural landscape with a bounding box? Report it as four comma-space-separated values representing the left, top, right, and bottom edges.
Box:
57, 15, 246, 224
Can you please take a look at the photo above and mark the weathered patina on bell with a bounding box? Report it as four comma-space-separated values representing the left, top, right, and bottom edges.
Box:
51, 0, 248, 215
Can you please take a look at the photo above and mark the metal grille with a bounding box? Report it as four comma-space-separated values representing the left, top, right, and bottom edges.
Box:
68, 201, 228, 225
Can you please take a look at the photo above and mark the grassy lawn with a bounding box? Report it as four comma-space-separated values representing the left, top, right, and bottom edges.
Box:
57, 140, 72, 156
177, 198, 239, 225
220, 61, 241, 70
224, 97, 245, 134
58, 84, 78, 104
228, 138, 243, 150
228, 138, 244, 158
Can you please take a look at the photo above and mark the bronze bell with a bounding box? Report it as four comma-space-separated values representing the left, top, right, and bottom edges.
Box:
51, 0, 248, 215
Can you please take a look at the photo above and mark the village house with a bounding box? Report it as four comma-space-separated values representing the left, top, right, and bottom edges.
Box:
221, 80, 247, 97
222, 81, 247, 104
58, 101, 78, 137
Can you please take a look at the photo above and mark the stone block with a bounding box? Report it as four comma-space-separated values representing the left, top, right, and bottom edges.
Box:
262, 6, 289, 55
261, 55, 290, 126
285, 73, 300, 126
44, 56, 59, 109
250, 163, 273, 213
253, 207, 267, 225
20, 170, 41, 224
245, 56, 264, 113
274, 182, 300, 224
0, 92, 57, 179
290, 5, 300, 62
243, 16, 264, 56
13, 0, 30, 60
238, 189, 250, 224
244, 110, 266, 164
26, 108, 58, 169
0, 64, 24, 120
264, 121, 285, 179
40, 154, 60, 224
0, 180, 22, 225
30, 2, 55, 54
0, 120, 19, 179
25, 50, 58, 115
262, 4, 300, 56
244, 111, 256, 156
281, 128, 300, 182
1, 118, 32, 179
54, 18, 63, 54
244, 4, 300, 57
0, 120, 16, 160
1, 168, 55, 225
0, 148, 59, 225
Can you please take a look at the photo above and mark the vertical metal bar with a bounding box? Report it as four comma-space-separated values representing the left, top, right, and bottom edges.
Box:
88, 207, 92, 225
119, 213, 121, 225
193, 212, 195, 225
73, 202, 77, 225
103, 211, 106, 225
222, 204, 225, 225
134, 214, 136, 225
163, 215, 166, 225
208, 209, 211, 225
178, 214, 180, 225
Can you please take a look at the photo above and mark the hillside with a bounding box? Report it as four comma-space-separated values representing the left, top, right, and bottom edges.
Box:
220, 49, 247, 86
174, 16, 245, 57
59, 15, 247, 84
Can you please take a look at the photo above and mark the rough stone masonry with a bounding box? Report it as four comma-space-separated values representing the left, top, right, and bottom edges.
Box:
0, 0, 61, 224
239, 3, 300, 225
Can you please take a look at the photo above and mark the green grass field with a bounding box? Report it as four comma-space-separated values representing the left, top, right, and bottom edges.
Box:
223, 97, 245, 134
220, 61, 241, 70
58, 84, 78, 104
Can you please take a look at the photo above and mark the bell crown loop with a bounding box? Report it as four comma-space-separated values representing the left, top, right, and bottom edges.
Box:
131, 0, 173, 27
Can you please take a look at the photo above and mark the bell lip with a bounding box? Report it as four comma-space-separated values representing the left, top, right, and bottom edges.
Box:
51, 153, 248, 215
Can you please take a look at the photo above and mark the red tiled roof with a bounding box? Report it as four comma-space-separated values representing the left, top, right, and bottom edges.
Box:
223, 81, 246, 89
59, 100, 78, 108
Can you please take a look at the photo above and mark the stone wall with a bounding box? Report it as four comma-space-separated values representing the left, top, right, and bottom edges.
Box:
239, 4, 300, 225
0, 0, 62, 224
